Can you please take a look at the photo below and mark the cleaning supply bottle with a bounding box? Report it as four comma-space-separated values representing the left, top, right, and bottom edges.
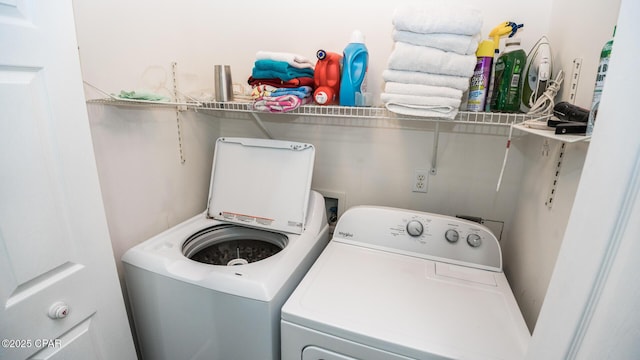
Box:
586, 26, 615, 136
467, 40, 494, 111
313, 50, 342, 105
340, 30, 369, 107
490, 37, 527, 112
485, 21, 524, 111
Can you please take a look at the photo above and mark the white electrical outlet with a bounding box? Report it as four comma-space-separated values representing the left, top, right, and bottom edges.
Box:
412, 169, 429, 193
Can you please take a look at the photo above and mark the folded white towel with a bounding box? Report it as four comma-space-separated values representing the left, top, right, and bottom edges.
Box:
384, 82, 462, 100
388, 42, 476, 77
255, 51, 315, 70
393, 5, 482, 36
382, 69, 470, 91
381, 93, 461, 109
385, 102, 459, 119
393, 30, 480, 55
381, 93, 461, 119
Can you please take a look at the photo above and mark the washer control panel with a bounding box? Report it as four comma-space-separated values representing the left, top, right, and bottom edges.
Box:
333, 206, 501, 271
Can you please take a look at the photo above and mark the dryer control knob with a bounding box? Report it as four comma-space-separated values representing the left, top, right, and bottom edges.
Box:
445, 229, 459, 243
406, 220, 424, 237
467, 234, 482, 247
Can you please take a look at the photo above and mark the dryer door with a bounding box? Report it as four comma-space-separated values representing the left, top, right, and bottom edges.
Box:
302, 346, 357, 360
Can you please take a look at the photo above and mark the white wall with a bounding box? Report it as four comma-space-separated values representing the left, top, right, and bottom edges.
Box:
549, 0, 621, 108
503, 137, 589, 329
73, 0, 618, 332
73, 0, 552, 104
86, 106, 220, 277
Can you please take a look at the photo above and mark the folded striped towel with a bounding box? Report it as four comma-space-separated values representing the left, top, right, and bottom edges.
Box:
392, 4, 482, 36
247, 76, 315, 88
393, 30, 480, 55
270, 86, 313, 98
250, 84, 278, 99
256, 51, 315, 70
253, 94, 311, 113
251, 85, 313, 99
388, 42, 476, 77
382, 69, 471, 92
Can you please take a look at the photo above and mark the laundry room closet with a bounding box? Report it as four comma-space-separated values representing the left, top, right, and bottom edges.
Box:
74, 0, 621, 339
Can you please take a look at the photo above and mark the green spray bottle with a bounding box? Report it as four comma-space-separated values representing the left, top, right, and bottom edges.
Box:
490, 37, 527, 112
485, 21, 524, 111
586, 26, 615, 136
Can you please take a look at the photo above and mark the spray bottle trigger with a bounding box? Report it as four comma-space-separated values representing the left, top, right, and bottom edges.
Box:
507, 22, 524, 37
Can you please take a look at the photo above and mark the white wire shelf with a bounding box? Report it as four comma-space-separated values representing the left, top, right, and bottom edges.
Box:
513, 123, 591, 143
86, 97, 201, 108
199, 101, 533, 125
86, 97, 537, 126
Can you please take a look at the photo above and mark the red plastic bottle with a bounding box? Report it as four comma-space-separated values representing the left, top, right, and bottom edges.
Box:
313, 49, 342, 105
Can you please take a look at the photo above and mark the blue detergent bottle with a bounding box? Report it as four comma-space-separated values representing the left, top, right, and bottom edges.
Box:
340, 30, 369, 106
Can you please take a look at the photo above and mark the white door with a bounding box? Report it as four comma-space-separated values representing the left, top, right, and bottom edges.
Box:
0, 1, 137, 359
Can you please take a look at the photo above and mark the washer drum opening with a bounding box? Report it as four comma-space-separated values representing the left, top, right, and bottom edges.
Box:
182, 224, 288, 266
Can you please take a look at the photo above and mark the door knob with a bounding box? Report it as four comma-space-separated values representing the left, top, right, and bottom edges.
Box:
48, 302, 69, 319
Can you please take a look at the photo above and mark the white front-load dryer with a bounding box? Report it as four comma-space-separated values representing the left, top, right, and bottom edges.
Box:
281, 206, 530, 360
122, 138, 329, 360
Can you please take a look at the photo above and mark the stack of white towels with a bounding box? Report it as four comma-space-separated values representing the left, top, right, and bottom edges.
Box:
382, 5, 483, 119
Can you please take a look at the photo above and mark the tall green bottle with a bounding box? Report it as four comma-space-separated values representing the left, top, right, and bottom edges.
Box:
586, 26, 615, 136
490, 38, 527, 112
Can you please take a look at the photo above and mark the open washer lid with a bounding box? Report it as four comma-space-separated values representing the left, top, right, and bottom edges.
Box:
207, 137, 315, 235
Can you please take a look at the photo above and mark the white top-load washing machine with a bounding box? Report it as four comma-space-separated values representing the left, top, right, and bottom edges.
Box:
122, 137, 329, 360
281, 206, 530, 360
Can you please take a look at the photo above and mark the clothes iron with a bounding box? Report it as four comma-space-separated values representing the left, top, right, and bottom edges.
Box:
521, 36, 553, 112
